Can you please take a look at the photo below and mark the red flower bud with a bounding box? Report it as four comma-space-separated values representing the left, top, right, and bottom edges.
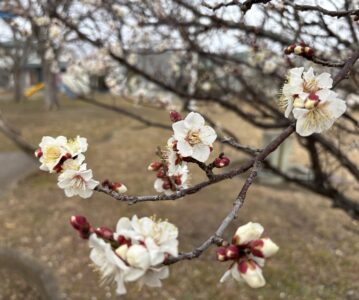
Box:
111, 182, 127, 194
34, 148, 43, 158
169, 111, 183, 122
95, 227, 113, 240
157, 169, 166, 178
225, 244, 239, 259
117, 235, 132, 246
70, 215, 91, 239
173, 176, 182, 185
304, 47, 314, 58
214, 157, 230, 168
148, 161, 163, 171
216, 246, 228, 262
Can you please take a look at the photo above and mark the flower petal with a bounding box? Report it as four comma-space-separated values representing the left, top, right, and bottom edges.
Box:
199, 125, 217, 145
191, 144, 210, 162
184, 112, 205, 130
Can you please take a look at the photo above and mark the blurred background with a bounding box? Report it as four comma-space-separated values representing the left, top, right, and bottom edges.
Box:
0, 1, 358, 299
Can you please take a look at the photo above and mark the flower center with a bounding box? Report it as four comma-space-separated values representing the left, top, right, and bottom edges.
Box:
186, 130, 201, 145
73, 175, 85, 189
44, 146, 62, 163
303, 79, 318, 93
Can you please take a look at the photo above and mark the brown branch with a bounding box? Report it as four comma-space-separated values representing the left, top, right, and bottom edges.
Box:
95, 125, 295, 203
165, 161, 261, 265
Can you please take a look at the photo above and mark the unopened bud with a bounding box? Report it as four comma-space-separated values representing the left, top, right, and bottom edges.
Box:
304, 47, 314, 58
117, 235, 132, 247
157, 169, 166, 178
214, 157, 230, 168
148, 161, 163, 171
284, 44, 295, 55
34, 148, 43, 158
169, 111, 183, 122
216, 246, 228, 262
294, 45, 303, 55
173, 176, 182, 185
225, 244, 239, 259
111, 182, 127, 194
70, 215, 91, 239
95, 226, 113, 240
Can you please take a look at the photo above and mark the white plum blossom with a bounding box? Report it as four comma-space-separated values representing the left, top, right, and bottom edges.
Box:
57, 164, 99, 198
115, 215, 179, 263
38, 136, 69, 173
218, 222, 279, 289
86, 216, 178, 295
280, 67, 347, 136
172, 112, 217, 162
65, 136, 88, 157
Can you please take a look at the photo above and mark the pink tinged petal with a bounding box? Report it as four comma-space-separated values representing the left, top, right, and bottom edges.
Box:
172, 120, 188, 139
232, 222, 264, 246
199, 125, 217, 145
184, 112, 205, 130
316, 72, 333, 89
240, 261, 266, 288
176, 139, 193, 157
191, 144, 210, 162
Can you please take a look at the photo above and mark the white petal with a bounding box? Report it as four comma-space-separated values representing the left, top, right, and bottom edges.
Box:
324, 98, 347, 119
220, 270, 232, 283
191, 144, 210, 162
78, 189, 93, 199
233, 222, 264, 245
292, 108, 309, 120
284, 98, 294, 118
176, 139, 193, 157
303, 67, 315, 82
199, 126, 217, 145
172, 120, 188, 139
240, 262, 266, 288
184, 112, 205, 130
316, 72, 333, 89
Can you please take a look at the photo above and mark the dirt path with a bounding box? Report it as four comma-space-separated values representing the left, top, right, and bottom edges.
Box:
0, 151, 37, 197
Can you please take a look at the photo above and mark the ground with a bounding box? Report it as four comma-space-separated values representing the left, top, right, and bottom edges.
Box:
0, 96, 358, 300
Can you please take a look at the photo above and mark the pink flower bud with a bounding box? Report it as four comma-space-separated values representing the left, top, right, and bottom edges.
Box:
225, 244, 239, 259
216, 246, 228, 262
169, 111, 183, 122
148, 161, 163, 171
95, 227, 113, 240
34, 148, 43, 158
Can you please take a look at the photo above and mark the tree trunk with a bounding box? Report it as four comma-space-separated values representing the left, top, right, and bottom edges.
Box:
13, 68, 24, 102
43, 60, 59, 110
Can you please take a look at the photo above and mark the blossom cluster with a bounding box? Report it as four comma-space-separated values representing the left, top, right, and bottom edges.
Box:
70, 215, 179, 295
35, 136, 99, 198
149, 111, 217, 195
217, 222, 279, 288
280, 67, 347, 136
